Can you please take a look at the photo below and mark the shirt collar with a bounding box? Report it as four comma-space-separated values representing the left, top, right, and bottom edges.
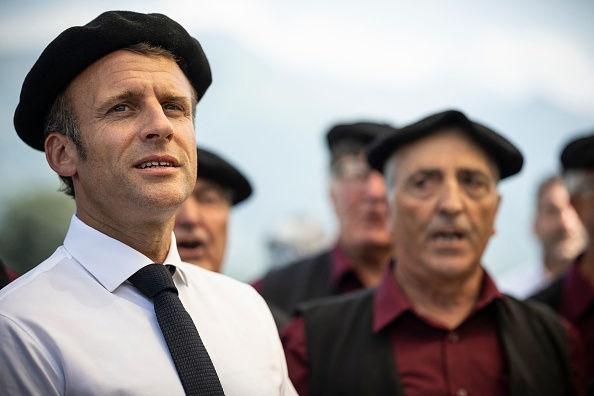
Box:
373, 262, 504, 333
63, 215, 185, 292
562, 257, 594, 321
373, 262, 412, 333
329, 243, 359, 290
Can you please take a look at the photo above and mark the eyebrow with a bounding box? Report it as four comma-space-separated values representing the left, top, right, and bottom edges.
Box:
410, 169, 442, 177
456, 168, 494, 181
408, 167, 492, 179
102, 89, 139, 104
95, 90, 194, 117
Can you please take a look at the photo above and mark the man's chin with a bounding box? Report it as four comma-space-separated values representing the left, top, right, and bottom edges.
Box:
354, 234, 392, 249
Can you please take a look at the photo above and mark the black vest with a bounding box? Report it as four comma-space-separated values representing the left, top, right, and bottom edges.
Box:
530, 275, 565, 311
260, 250, 333, 316
302, 289, 573, 396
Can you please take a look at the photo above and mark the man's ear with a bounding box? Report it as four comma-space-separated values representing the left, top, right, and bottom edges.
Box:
491, 193, 502, 236
570, 194, 584, 219
45, 133, 78, 177
329, 182, 341, 217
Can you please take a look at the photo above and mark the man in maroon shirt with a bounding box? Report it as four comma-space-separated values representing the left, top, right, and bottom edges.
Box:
282, 110, 585, 396
532, 131, 594, 395
253, 122, 394, 321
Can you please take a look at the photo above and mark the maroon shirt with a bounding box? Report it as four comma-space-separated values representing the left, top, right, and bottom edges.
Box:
328, 243, 367, 294
282, 264, 585, 396
560, 260, 594, 383
252, 243, 365, 295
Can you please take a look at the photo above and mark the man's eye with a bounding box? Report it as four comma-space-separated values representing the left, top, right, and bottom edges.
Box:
407, 173, 439, 197
411, 175, 434, 190
163, 103, 183, 111
112, 104, 128, 112
197, 191, 227, 205
463, 176, 481, 187
413, 178, 428, 188
460, 173, 490, 196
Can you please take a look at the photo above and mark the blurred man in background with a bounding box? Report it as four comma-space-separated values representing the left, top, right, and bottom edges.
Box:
498, 175, 587, 298
532, 132, 594, 395
175, 146, 252, 273
253, 122, 394, 320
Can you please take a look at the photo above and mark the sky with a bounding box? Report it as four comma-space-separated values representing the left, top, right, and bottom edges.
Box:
1, 0, 594, 282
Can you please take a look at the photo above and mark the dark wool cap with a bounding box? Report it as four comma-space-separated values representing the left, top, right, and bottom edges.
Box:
326, 122, 395, 152
197, 147, 253, 206
367, 109, 523, 180
14, 10, 212, 151
560, 132, 594, 170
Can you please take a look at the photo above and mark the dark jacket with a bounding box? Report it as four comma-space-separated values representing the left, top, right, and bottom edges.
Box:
260, 250, 334, 316
530, 275, 565, 311
302, 289, 574, 396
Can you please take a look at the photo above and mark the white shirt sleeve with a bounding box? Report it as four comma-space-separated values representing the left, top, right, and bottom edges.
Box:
0, 314, 63, 396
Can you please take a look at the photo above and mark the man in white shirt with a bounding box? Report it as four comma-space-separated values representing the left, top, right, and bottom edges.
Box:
0, 11, 296, 396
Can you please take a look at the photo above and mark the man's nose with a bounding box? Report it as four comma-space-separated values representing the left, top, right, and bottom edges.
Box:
140, 102, 174, 142
437, 180, 464, 215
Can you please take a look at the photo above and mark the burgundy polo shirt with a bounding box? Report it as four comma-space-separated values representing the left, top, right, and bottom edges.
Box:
252, 243, 365, 294
282, 264, 585, 396
560, 259, 594, 382
328, 243, 366, 294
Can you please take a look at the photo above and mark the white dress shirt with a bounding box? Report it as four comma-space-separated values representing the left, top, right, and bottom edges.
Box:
0, 215, 297, 396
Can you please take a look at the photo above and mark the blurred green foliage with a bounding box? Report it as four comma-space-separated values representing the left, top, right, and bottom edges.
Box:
0, 187, 74, 275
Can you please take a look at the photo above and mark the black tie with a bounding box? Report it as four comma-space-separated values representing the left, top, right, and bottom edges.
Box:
129, 264, 225, 395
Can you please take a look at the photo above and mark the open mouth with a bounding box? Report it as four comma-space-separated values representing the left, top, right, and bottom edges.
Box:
137, 161, 173, 169
432, 231, 465, 242
178, 240, 202, 249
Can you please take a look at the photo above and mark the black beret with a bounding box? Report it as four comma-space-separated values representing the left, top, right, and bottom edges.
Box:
197, 147, 253, 206
326, 122, 395, 152
367, 109, 523, 180
14, 10, 212, 151
560, 132, 594, 170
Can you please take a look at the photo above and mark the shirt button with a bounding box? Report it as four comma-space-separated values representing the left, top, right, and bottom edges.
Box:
456, 388, 468, 396
448, 332, 460, 343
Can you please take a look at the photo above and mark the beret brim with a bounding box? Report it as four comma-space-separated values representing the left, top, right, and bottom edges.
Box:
14, 10, 212, 151
367, 110, 523, 180
561, 132, 594, 170
197, 147, 253, 206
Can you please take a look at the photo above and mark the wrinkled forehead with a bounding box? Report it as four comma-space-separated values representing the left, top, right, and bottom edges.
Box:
389, 128, 499, 178
67, 49, 191, 97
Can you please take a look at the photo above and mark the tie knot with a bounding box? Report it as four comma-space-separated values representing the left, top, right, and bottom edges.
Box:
128, 264, 178, 299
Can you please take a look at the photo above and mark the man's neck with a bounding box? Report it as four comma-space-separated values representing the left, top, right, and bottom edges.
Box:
76, 208, 175, 263
542, 254, 572, 280
341, 243, 392, 287
394, 264, 484, 330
